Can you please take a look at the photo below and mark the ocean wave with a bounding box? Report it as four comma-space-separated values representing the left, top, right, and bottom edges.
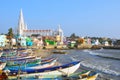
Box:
96, 55, 120, 60
80, 61, 120, 76
70, 56, 78, 61
55, 49, 120, 80
83, 49, 91, 53
70, 55, 120, 76
87, 50, 120, 60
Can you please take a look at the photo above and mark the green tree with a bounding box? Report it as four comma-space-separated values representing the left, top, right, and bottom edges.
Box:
7, 28, 14, 39
70, 33, 79, 39
107, 38, 112, 45
7, 28, 14, 48
70, 33, 76, 38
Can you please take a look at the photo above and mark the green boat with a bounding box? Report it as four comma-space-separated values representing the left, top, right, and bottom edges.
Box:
8, 70, 89, 80
6, 57, 56, 66
6, 58, 41, 66
1, 51, 17, 57
7, 61, 80, 80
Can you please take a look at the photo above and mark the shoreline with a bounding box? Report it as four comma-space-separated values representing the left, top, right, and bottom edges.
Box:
2, 43, 120, 50
1, 46, 119, 80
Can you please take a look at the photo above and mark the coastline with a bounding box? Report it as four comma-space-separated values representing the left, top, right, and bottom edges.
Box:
1, 45, 120, 59
2, 44, 117, 61
1, 46, 119, 80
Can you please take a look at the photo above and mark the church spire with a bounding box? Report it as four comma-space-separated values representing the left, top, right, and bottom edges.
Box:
18, 9, 25, 36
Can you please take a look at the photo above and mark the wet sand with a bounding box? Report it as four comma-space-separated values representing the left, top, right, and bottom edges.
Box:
33, 49, 53, 58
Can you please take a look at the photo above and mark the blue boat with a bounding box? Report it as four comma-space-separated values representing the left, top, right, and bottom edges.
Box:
8, 61, 81, 80
4, 57, 57, 70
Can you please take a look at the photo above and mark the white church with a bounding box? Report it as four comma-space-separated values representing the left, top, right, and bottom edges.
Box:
15, 9, 64, 43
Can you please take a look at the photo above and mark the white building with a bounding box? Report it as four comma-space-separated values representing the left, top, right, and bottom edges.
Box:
0, 35, 7, 47
15, 9, 64, 43
16, 9, 52, 36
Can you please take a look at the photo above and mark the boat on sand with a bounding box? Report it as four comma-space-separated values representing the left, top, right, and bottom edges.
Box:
7, 61, 80, 79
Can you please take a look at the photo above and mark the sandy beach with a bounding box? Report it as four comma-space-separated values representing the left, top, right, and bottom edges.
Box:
33, 49, 53, 58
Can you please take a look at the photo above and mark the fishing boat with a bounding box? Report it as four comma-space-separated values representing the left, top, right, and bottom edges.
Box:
6, 57, 56, 66
1, 48, 29, 57
5, 57, 57, 71
8, 61, 80, 79
0, 52, 3, 57
4, 70, 98, 80
0, 49, 55, 62
26, 58, 57, 69
1, 48, 34, 58
0, 55, 36, 61
52, 50, 67, 54
35, 71, 98, 80
58, 70, 98, 80
6, 58, 41, 66
78, 71, 98, 80
0, 62, 6, 70
1, 50, 17, 57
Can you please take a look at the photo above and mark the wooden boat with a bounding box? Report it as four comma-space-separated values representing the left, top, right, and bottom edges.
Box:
58, 70, 98, 80
78, 71, 98, 80
23, 58, 57, 70
0, 62, 6, 70
0, 52, 3, 57
3, 48, 26, 52
1, 51, 17, 57
5, 58, 57, 71
6, 58, 41, 66
1, 49, 29, 58
8, 61, 80, 79
0, 55, 36, 61
5, 70, 98, 80
52, 50, 67, 54
35, 71, 98, 80
8, 70, 88, 80
1, 49, 34, 58
6, 57, 56, 66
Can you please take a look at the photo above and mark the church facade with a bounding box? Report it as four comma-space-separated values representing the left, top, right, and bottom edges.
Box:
16, 9, 64, 43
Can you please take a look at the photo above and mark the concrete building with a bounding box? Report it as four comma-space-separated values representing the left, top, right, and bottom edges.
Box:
0, 35, 7, 47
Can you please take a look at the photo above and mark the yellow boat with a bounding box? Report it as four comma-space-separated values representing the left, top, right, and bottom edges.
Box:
79, 71, 98, 80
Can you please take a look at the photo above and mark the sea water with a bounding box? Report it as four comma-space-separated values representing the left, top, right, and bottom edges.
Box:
51, 49, 120, 80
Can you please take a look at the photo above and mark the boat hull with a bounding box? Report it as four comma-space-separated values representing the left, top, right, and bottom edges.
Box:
5, 58, 57, 71
8, 61, 80, 79
0, 63, 6, 70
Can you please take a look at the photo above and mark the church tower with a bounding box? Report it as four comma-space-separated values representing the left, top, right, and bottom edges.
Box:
55, 25, 64, 44
18, 9, 27, 36
58, 25, 64, 43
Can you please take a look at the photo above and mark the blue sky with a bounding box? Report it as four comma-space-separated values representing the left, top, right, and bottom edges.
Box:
0, 0, 120, 38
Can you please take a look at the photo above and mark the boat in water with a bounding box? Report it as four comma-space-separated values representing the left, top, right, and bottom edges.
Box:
52, 50, 67, 54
